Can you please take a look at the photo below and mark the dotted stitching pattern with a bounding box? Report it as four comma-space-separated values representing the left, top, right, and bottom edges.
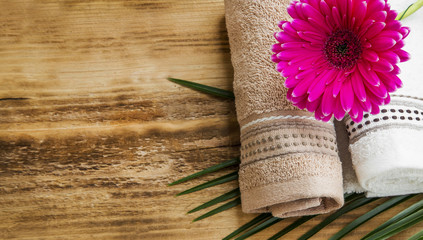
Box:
346, 107, 423, 136
240, 133, 337, 160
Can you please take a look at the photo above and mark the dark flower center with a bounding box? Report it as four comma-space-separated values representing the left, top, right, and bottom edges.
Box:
324, 29, 362, 69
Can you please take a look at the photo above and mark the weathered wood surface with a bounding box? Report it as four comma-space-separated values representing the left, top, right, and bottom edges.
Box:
0, 1, 421, 239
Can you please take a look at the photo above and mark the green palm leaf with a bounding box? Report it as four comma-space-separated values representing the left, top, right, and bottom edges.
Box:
223, 214, 272, 240
234, 217, 283, 240
268, 215, 315, 240
408, 229, 423, 240
329, 195, 414, 240
169, 158, 240, 186
298, 194, 377, 240
363, 198, 423, 239
364, 208, 423, 240
188, 188, 240, 214
168, 77, 235, 99
193, 197, 242, 222
176, 171, 238, 196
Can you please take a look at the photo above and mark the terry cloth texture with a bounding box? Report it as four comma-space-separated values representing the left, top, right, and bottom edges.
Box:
345, 0, 423, 197
225, 0, 344, 217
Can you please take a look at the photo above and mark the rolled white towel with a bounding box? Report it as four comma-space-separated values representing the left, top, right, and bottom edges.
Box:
350, 126, 423, 197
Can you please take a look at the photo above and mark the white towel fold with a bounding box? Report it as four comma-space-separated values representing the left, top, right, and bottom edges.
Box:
350, 127, 423, 197
345, 0, 423, 197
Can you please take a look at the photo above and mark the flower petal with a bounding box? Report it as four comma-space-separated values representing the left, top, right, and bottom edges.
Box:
308, 16, 332, 33
280, 63, 300, 78
376, 30, 403, 42
351, 107, 364, 122
366, 0, 385, 18
321, 114, 333, 122
358, 61, 380, 86
287, 3, 300, 19
306, 96, 321, 112
394, 49, 410, 62
399, 26, 410, 38
295, 98, 308, 109
298, 31, 324, 43
391, 40, 404, 50
365, 82, 388, 99
352, 0, 367, 28
292, 74, 315, 97
378, 51, 400, 64
383, 93, 391, 105
372, 58, 394, 72
315, 104, 325, 120
333, 95, 346, 120
271, 53, 281, 63
278, 21, 288, 30
340, 80, 354, 112
372, 10, 387, 22
376, 71, 397, 92
284, 76, 302, 88
302, 3, 325, 23
363, 49, 379, 62
322, 84, 335, 116
331, 6, 342, 28
370, 37, 396, 51
351, 71, 366, 102
280, 42, 307, 50
308, 70, 336, 101
319, 0, 331, 16
364, 22, 386, 39
286, 88, 294, 101
349, 100, 359, 118
358, 97, 372, 112
275, 33, 298, 44
332, 78, 343, 97
370, 101, 380, 114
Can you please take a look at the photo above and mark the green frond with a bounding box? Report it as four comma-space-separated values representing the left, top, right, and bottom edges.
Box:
193, 197, 241, 222
267, 215, 315, 240
329, 195, 414, 240
298, 194, 377, 240
176, 171, 238, 196
363, 208, 423, 240
168, 78, 235, 99
169, 158, 240, 186
408, 229, 423, 240
234, 217, 283, 240
188, 188, 240, 213
363, 198, 423, 239
222, 213, 272, 240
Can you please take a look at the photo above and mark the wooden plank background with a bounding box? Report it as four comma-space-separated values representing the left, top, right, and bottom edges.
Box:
0, 1, 421, 239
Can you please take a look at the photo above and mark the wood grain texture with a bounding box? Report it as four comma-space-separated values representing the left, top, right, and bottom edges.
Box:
0, 1, 421, 239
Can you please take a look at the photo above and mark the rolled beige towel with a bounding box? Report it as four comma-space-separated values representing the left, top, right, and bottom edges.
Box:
225, 0, 344, 217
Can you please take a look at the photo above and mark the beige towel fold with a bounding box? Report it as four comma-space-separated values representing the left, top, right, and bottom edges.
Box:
225, 0, 344, 217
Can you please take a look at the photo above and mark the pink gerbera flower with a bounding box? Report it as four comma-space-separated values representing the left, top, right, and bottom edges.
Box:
271, 0, 410, 122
